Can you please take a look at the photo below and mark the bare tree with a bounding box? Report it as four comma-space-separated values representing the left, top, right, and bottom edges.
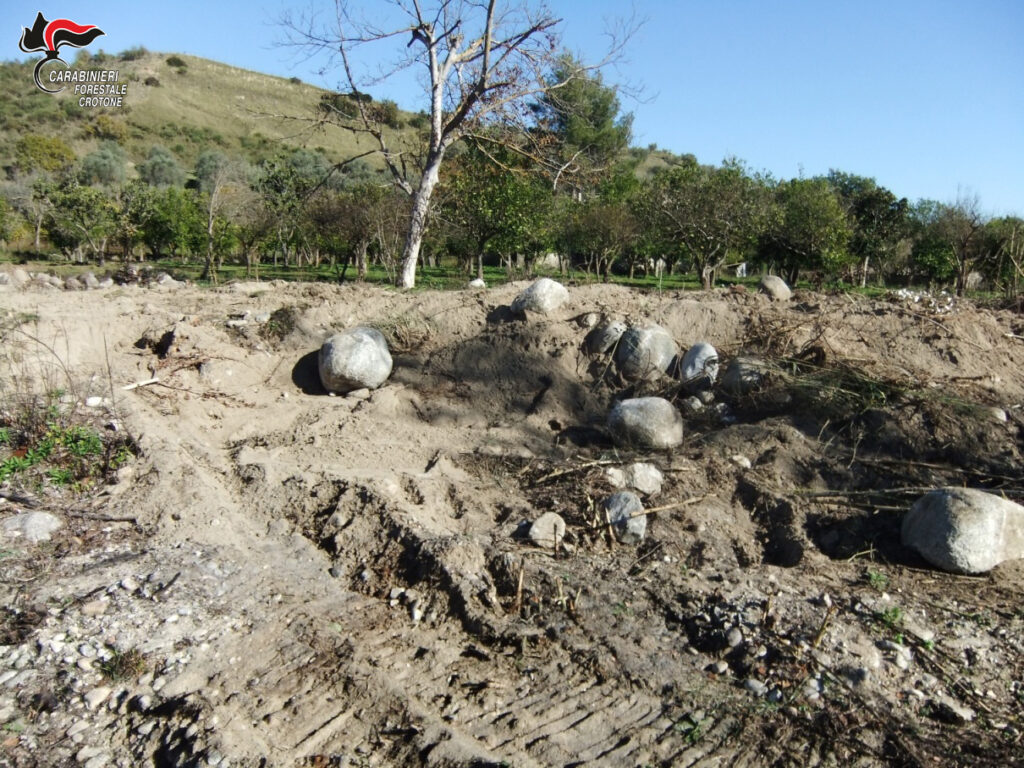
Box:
283, 0, 633, 288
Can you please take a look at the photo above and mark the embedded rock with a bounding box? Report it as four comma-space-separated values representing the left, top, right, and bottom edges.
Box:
902, 488, 1024, 574
614, 325, 678, 380
607, 397, 683, 449
604, 491, 646, 544
759, 275, 792, 301
467, 278, 486, 289
584, 319, 627, 356
318, 327, 393, 394
679, 341, 719, 390
1, 512, 63, 543
722, 356, 769, 396
510, 277, 568, 315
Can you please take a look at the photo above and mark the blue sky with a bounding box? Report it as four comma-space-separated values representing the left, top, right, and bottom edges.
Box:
8, 1, 1023, 216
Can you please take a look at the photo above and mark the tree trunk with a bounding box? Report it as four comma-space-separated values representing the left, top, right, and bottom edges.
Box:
398, 151, 444, 289
860, 254, 870, 288
477, 253, 484, 281
356, 240, 368, 281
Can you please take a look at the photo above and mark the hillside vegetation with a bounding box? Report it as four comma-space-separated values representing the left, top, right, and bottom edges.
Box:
0, 50, 418, 175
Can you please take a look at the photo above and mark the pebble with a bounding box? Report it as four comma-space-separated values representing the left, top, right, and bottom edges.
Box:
528, 512, 566, 550
726, 627, 744, 648
77, 658, 94, 671
67, 720, 90, 737
84, 396, 104, 408
79, 644, 96, 658
84, 757, 110, 768
80, 600, 108, 617
76, 745, 105, 762
0, 670, 18, 686
84, 686, 111, 710
152, 676, 166, 692
120, 577, 140, 593
710, 660, 729, 675
136, 721, 156, 736
744, 679, 768, 696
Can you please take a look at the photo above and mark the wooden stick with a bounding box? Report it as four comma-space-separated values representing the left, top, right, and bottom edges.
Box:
122, 377, 159, 391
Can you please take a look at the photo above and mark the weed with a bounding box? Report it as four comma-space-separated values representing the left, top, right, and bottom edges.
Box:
866, 570, 889, 591
98, 647, 147, 682
2, 719, 25, 733
878, 606, 904, 631
611, 601, 633, 618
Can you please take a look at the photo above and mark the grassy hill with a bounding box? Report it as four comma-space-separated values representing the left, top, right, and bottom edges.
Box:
0, 50, 422, 176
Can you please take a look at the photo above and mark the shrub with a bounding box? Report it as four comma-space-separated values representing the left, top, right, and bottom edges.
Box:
144, 76, 160, 87
165, 55, 187, 68
119, 46, 149, 61
289, 76, 302, 85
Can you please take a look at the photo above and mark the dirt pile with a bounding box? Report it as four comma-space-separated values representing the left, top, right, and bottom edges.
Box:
1, 277, 1023, 767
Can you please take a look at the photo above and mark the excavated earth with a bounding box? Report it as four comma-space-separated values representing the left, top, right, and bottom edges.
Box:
1, 275, 1023, 767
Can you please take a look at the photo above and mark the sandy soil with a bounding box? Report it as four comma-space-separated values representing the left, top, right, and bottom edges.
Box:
1, 274, 1023, 767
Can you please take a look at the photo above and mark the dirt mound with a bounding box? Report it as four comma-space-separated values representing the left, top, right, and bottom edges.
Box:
1, 278, 1023, 766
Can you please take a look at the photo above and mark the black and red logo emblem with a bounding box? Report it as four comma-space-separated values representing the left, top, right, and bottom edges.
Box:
19, 12, 105, 92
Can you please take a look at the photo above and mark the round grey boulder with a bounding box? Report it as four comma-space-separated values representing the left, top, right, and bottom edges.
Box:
901, 488, 1024, 574
604, 491, 646, 544
529, 512, 566, 549
614, 325, 678, 380
584, 319, 627, 356
607, 397, 683, 449
318, 327, 393, 394
467, 278, 486, 289
759, 275, 792, 301
722, 356, 769, 396
510, 277, 568, 314
679, 342, 719, 390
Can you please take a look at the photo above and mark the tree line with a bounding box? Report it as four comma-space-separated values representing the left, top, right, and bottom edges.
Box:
2, 123, 1021, 296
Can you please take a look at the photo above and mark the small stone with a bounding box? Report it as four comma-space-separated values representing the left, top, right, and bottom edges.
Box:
710, 660, 729, 675
77, 658, 94, 671
990, 407, 1008, 423
604, 492, 646, 545
79, 643, 96, 658
604, 467, 627, 488
730, 454, 752, 469
931, 694, 976, 723
624, 463, 663, 496
681, 396, 703, 414
80, 601, 108, 617
84, 396, 104, 408
328, 566, 343, 579
120, 577, 139, 593
152, 676, 166, 692
84, 756, 110, 768
726, 627, 744, 648
136, 721, 156, 736
67, 720, 90, 737
467, 278, 486, 289
84, 686, 111, 710
76, 746, 104, 763
744, 679, 768, 696
347, 388, 371, 400
529, 512, 566, 550
0, 670, 17, 686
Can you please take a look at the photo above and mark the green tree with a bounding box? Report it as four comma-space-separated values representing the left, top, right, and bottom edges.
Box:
760, 177, 851, 284
138, 145, 185, 187
649, 157, 768, 289
828, 171, 909, 286
45, 181, 117, 261
13, 134, 75, 175
80, 141, 127, 186
440, 143, 550, 278
531, 51, 633, 194
142, 186, 204, 259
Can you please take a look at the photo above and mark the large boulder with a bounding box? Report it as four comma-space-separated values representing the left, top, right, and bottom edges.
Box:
510, 277, 568, 314
901, 488, 1024, 574
584, 319, 627, 356
614, 325, 678, 380
679, 342, 719, 391
604, 491, 646, 544
607, 397, 684, 449
759, 275, 792, 301
318, 327, 393, 394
